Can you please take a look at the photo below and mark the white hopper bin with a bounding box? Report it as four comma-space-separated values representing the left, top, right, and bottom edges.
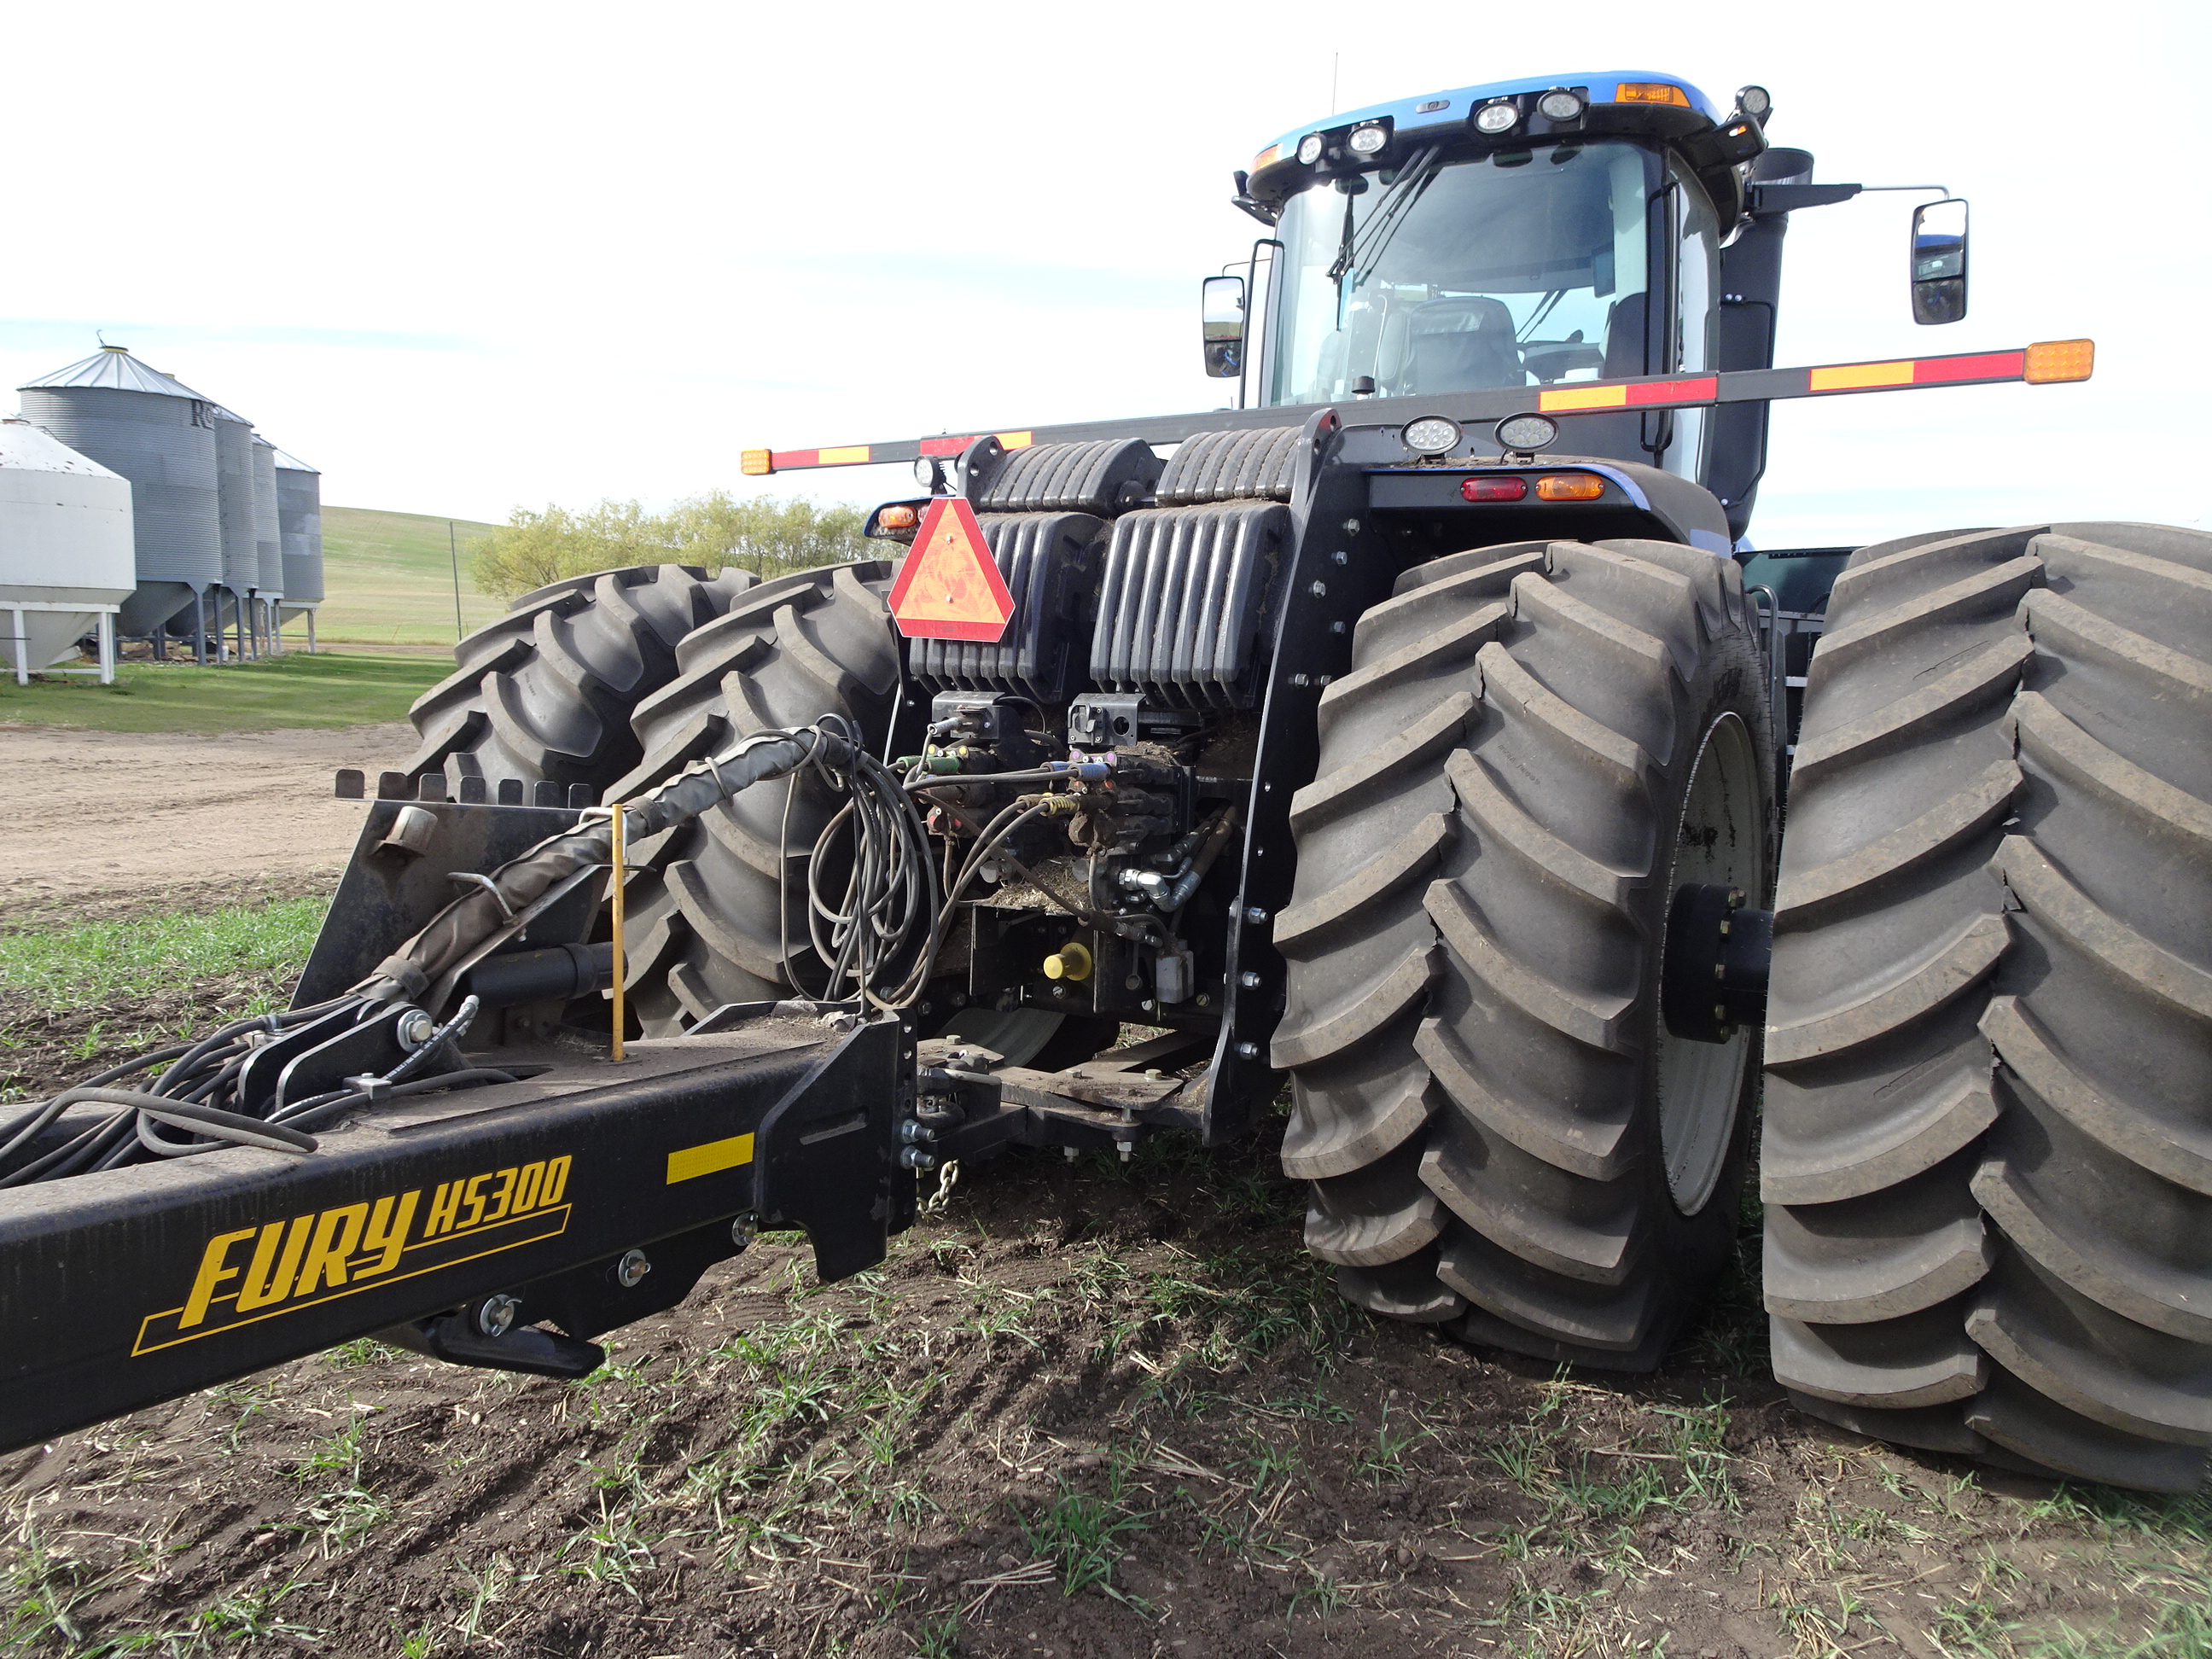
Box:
0, 419, 132, 683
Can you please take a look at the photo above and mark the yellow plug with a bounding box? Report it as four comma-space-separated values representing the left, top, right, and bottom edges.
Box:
1042, 942, 1093, 982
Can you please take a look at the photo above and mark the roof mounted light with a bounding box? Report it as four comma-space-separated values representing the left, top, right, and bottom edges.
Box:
1473, 101, 1521, 136
1495, 413, 1558, 456
1296, 132, 1326, 166
1736, 84, 1773, 122
1400, 416, 1463, 457
1615, 82, 1691, 108
1537, 89, 1586, 123
1347, 122, 1389, 157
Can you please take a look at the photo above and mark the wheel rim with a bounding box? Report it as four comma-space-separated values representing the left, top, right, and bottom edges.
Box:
1656, 711, 1763, 1216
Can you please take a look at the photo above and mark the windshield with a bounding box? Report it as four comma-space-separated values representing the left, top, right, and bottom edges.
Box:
1264, 143, 1656, 407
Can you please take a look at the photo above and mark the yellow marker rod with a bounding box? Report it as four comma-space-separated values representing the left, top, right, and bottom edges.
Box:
609, 801, 626, 1062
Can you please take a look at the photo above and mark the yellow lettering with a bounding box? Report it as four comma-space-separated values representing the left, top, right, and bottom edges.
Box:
511, 1162, 544, 1214
459, 1174, 490, 1231
295, 1203, 370, 1296
482, 1167, 517, 1224
356, 1191, 419, 1278
543, 1156, 571, 1205
237, 1216, 312, 1310
179, 1228, 259, 1330
427, 1181, 461, 1237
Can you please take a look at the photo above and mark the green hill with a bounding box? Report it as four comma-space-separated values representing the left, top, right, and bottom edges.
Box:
316, 506, 509, 647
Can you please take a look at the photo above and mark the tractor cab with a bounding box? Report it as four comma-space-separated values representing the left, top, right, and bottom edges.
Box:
1211, 74, 1796, 537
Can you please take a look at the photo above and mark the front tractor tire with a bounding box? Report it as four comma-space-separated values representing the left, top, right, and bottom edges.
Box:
1277, 538, 1773, 1368
1764, 523, 2212, 1493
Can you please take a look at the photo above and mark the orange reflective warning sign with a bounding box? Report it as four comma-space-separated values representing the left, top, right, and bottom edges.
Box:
887, 497, 1015, 642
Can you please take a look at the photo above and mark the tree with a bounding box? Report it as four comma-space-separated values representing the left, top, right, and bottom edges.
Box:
659, 492, 868, 583
469, 492, 870, 602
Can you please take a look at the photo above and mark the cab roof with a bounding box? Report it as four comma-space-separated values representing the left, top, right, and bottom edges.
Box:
1255, 71, 1724, 168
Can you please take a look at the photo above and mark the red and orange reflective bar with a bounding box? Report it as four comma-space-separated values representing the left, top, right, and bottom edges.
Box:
741, 340, 2093, 476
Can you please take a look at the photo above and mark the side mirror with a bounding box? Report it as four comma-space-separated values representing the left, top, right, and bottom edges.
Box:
1911, 198, 1969, 325
1202, 275, 1245, 377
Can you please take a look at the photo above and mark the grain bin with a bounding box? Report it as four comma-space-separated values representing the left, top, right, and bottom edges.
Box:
249, 435, 284, 598
16, 346, 220, 637
271, 446, 323, 647
209, 401, 259, 606
0, 419, 134, 678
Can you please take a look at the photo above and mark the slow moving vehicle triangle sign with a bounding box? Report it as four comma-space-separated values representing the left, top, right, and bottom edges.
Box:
887, 497, 1016, 643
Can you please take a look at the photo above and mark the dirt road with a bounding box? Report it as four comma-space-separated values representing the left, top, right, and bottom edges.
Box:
0, 723, 409, 917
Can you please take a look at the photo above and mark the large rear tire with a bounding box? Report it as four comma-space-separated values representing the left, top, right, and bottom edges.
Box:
611, 563, 903, 1036
1276, 539, 1773, 1367
1765, 522, 2212, 1493
405, 564, 753, 798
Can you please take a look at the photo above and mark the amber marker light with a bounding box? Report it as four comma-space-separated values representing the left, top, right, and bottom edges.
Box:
740, 449, 772, 476
877, 504, 918, 530
1615, 82, 1691, 107
1535, 473, 1606, 502
2023, 339, 2095, 384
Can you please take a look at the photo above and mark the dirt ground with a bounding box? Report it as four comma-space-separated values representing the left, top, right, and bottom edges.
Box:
3, 763, 2207, 1657
0, 723, 407, 923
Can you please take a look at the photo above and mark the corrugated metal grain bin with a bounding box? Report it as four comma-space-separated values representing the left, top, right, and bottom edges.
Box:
271, 446, 323, 611
210, 404, 259, 597
0, 419, 134, 668
15, 346, 220, 634
249, 434, 284, 598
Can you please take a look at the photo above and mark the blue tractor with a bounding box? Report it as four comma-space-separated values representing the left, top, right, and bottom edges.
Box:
9, 73, 2204, 1499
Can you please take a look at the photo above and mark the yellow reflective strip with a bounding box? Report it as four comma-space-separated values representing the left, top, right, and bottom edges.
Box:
666, 1132, 756, 1185
1540, 384, 1629, 412
995, 431, 1034, 449
817, 445, 872, 465
1808, 360, 1914, 392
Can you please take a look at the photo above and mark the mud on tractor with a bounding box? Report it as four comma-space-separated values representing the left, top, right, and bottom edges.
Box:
6, 72, 2207, 1498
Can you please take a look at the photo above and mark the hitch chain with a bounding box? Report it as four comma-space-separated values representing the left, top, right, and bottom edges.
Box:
923, 1157, 962, 1214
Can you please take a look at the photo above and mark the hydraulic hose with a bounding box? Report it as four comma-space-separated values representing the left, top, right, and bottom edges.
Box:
358, 728, 857, 1005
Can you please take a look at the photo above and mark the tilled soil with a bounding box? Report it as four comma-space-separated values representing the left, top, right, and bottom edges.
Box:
4, 1098, 2206, 1658
0, 871, 331, 1107
3, 856, 2207, 1657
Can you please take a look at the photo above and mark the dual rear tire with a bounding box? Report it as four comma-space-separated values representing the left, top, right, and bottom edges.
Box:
1284, 523, 2212, 1493
1275, 539, 1772, 1366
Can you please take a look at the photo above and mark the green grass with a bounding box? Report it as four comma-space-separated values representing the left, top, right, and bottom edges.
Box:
317, 505, 507, 647
0, 897, 326, 1010
0, 648, 448, 733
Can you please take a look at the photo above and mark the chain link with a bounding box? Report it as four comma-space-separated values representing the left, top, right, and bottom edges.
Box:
923, 1156, 962, 1214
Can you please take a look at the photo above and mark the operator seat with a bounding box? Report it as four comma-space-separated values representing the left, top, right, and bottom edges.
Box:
1403, 297, 1524, 394
1603, 294, 1650, 379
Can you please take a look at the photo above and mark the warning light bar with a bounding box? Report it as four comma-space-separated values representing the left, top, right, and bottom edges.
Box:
744, 341, 2093, 474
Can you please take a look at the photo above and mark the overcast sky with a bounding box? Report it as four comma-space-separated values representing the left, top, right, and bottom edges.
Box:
7, 0, 2204, 549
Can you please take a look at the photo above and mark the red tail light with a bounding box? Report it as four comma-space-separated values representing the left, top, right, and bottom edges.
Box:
1461, 476, 1528, 503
